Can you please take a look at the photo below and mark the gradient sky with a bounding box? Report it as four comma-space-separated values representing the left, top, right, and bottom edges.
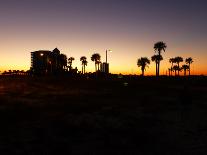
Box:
0, 0, 207, 75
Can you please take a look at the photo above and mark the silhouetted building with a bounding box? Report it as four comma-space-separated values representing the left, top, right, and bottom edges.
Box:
31, 48, 67, 75
100, 63, 109, 73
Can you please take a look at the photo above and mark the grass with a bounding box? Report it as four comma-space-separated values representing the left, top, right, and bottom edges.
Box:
0, 76, 207, 154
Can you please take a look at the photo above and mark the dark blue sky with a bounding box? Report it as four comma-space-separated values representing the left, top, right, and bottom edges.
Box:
1, 0, 207, 38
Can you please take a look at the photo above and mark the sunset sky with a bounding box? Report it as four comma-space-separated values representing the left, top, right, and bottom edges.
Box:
0, 0, 207, 75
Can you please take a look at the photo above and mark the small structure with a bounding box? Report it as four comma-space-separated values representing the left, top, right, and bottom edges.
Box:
100, 62, 109, 74
100, 49, 112, 74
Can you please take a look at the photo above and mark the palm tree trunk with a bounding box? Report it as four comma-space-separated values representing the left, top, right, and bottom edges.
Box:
189, 64, 191, 76
82, 66, 83, 74
178, 63, 180, 76
69, 64, 72, 71
158, 61, 160, 76
184, 69, 186, 76
157, 51, 161, 76
142, 68, 144, 76
155, 62, 158, 76
171, 63, 173, 76
84, 65, 86, 74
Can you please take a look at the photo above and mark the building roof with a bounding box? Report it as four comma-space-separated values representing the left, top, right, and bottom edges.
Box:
53, 48, 60, 54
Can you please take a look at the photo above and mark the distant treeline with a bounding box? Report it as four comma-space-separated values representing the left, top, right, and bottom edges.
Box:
1, 70, 29, 76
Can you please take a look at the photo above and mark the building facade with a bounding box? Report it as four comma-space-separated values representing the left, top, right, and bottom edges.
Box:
31, 48, 67, 75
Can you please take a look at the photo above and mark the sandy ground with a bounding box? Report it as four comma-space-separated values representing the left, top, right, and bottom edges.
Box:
0, 76, 207, 154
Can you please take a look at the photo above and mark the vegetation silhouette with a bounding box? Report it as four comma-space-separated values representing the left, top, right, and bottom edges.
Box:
1, 43, 196, 78
169, 58, 176, 76
172, 65, 179, 76
182, 64, 189, 76
168, 56, 194, 76
80, 56, 88, 74
51, 48, 66, 74
174, 56, 183, 76
2, 70, 29, 76
137, 57, 150, 76
59, 54, 67, 71
168, 68, 171, 76
68, 57, 75, 71
153, 41, 167, 76
91, 53, 101, 72
151, 55, 163, 76
186, 57, 193, 76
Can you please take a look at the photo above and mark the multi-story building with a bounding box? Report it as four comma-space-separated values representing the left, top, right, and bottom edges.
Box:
31, 48, 67, 75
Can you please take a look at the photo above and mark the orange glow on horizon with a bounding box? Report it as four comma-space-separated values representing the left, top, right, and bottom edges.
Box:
0, 36, 207, 75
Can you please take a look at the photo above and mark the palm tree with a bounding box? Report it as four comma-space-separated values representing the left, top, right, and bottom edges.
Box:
91, 53, 101, 72
59, 54, 67, 70
172, 65, 179, 76
174, 56, 183, 76
83, 60, 88, 74
80, 56, 88, 74
154, 41, 167, 76
182, 65, 189, 76
151, 55, 163, 76
185, 57, 193, 76
137, 57, 150, 76
68, 57, 75, 71
168, 68, 171, 76
169, 58, 175, 76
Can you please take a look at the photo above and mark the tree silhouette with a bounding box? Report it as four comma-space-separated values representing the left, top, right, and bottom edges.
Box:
182, 64, 189, 76
91, 53, 101, 72
20, 70, 25, 75
9, 70, 12, 75
68, 57, 75, 71
137, 57, 150, 76
59, 54, 67, 70
17, 70, 20, 75
172, 65, 179, 76
80, 56, 88, 74
151, 55, 163, 76
168, 68, 171, 76
174, 56, 183, 76
169, 58, 176, 76
185, 57, 193, 76
154, 41, 167, 76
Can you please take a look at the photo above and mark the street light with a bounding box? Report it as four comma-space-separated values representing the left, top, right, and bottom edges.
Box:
106, 49, 112, 64
103, 49, 112, 74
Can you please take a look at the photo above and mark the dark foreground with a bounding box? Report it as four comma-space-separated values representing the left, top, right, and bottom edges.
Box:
0, 76, 207, 154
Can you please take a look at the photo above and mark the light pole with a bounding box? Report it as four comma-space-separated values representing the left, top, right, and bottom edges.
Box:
104, 50, 112, 74
106, 49, 112, 64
